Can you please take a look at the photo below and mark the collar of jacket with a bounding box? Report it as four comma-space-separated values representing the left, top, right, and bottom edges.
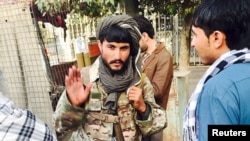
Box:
89, 57, 100, 82
154, 42, 165, 54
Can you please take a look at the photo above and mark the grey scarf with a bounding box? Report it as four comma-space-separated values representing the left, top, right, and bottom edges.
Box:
99, 56, 134, 93
99, 57, 139, 114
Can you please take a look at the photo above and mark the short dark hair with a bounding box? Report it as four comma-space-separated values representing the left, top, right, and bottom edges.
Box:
192, 0, 250, 50
98, 24, 133, 45
133, 15, 155, 39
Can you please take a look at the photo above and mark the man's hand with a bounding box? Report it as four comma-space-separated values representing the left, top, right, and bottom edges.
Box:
127, 86, 146, 114
65, 66, 92, 106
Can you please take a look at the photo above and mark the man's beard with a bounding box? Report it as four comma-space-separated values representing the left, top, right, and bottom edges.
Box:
102, 57, 129, 75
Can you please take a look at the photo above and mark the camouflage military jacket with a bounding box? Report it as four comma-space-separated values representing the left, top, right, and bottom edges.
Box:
53, 60, 167, 141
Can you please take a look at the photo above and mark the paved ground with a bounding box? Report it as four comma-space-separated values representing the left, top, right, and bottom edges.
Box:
187, 65, 209, 95
163, 65, 209, 141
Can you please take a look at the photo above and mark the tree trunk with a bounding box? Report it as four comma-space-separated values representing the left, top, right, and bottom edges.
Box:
120, 0, 139, 16
178, 13, 192, 70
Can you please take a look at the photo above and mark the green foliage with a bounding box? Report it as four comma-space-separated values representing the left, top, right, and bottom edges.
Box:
34, 0, 116, 17
79, 1, 116, 17
138, 0, 200, 17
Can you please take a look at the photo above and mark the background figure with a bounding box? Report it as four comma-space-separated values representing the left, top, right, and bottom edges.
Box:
53, 14, 167, 141
134, 15, 173, 141
0, 69, 57, 141
183, 0, 250, 141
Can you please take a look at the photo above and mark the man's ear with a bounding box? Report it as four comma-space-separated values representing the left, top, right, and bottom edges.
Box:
212, 31, 226, 49
141, 32, 148, 41
97, 40, 102, 53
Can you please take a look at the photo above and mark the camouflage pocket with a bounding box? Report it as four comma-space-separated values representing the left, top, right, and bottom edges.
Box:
86, 83, 102, 111
85, 113, 113, 141
117, 104, 137, 140
87, 92, 102, 111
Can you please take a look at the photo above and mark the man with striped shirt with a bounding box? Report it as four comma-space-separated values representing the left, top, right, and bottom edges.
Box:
0, 69, 57, 141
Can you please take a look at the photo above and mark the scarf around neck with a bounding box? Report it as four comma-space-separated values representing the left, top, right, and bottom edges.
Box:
98, 56, 140, 114
183, 48, 250, 141
99, 56, 135, 93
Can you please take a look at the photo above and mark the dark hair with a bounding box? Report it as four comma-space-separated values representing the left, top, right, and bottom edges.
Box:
133, 15, 155, 39
98, 24, 133, 44
192, 0, 250, 50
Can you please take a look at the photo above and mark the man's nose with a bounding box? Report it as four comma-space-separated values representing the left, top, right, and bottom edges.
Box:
113, 49, 121, 59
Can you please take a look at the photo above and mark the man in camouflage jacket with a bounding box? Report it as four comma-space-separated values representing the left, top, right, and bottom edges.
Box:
53, 14, 167, 141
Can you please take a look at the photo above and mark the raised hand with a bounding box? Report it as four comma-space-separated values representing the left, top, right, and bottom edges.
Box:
65, 65, 92, 106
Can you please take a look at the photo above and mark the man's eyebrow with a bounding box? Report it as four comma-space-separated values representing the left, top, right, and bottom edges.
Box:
121, 45, 130, 48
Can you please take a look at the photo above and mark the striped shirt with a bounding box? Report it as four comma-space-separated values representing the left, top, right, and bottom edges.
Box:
0, 93, 57, 141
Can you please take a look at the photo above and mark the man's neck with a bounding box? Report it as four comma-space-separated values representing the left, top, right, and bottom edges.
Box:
146, 39, 158, 54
